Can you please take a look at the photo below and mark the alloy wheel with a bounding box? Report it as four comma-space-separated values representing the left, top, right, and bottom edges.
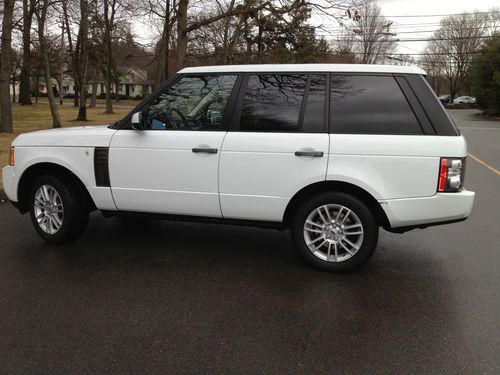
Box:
33, 184, 64, 235
303, 204, 364, 262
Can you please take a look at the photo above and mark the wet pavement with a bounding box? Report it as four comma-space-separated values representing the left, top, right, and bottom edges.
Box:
0, 110, 498, 373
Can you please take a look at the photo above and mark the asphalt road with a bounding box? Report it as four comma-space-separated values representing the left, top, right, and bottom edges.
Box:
0, 109, 499, 374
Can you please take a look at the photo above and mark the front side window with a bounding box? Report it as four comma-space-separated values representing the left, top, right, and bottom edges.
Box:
145, 74, 237, 130
330, 75, 423, 134
239, 74, 326, 133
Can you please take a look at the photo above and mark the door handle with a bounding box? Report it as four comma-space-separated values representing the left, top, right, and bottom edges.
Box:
295, 151, 324, 157
192, 147, 218, 154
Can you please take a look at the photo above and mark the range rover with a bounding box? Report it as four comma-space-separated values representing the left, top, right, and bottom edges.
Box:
2, 64, 475, 271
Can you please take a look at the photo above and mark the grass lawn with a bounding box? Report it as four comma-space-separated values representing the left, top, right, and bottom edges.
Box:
0, 103, 130, 190
37, 98, 140, 108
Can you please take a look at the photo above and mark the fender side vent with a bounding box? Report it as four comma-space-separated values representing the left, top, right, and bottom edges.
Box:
94, 147, 110, 187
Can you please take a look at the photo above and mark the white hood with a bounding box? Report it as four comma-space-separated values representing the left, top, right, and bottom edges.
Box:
12, 125, 118, 148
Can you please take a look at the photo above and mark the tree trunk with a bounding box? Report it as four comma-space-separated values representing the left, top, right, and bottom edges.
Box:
0, 0, 15, 133
114, 78, 120, 102
35, 74, 39, 103
11, 71, 16, 103
103, 0, 116, 113
78, 84, 87, 121
59, 18, 65, 105
19, 0, 33, 105
38, 0, 62, 128
62, 0, 79, 108
77, 0, 89, 121
257, 16, 263, 63
156, 41, 166, 86
176, 0, 189, 71
156, 4, 170, 86
90, 71, 98, 108
56, 76, 62, 104
105, 72, 113, 113
164, 0, 170, 80
73, 84, 79, 107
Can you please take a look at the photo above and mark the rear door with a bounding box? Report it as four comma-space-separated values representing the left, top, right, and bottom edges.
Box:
219, 73, 329, 222
327, 74, 441, 200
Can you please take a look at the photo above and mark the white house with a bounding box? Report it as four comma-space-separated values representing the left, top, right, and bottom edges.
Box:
11, 66, 155, 98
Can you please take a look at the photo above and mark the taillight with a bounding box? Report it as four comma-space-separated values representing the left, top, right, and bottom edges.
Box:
437, 157, 465, 192
9, 146, 14, 166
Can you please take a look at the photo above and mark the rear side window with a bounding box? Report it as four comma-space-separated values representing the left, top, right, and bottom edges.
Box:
330, 75, 423, 134
239, 74, 325, 132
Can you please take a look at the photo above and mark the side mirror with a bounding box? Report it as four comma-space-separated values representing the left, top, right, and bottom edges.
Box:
131, 112, 144, 130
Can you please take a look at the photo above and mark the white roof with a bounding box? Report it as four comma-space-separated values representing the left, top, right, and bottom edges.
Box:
179, 64, 426, 75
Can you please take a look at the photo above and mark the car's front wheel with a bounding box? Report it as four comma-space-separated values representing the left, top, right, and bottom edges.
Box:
292, 192, 378, 272
29, 174, 89, 243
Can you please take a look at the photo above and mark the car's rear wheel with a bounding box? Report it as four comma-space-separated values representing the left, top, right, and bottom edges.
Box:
291, 192, 378, 272
29, 175, 89, 243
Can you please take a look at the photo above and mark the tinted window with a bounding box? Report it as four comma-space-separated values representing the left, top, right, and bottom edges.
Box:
240, 74, 307, 132
330, 75, 422, 134
302, 74, 326, 132
145, 74, 237, 130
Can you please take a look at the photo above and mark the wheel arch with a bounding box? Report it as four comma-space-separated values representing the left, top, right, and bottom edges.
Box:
283, 181, 390, 229
16, 162, 97, 214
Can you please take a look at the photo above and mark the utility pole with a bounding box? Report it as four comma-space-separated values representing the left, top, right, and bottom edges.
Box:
59, 16, 64, 105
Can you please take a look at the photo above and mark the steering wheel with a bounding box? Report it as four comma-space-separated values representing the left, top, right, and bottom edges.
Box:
169, 108, 189, 129
151, 111, 177, 130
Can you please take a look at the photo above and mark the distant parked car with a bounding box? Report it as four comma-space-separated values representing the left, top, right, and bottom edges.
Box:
438, 95, 451, 105
453, 96, 476, 104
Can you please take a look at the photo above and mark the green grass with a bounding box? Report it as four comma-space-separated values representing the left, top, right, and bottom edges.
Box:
0, 103, 129, 190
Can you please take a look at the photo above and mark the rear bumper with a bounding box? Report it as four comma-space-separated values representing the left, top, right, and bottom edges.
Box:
2, 165, 18, 202
380, 190, 475, 229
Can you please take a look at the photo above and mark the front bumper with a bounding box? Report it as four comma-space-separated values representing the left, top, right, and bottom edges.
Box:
2, 165, 18, 202
380, 190, 475, 229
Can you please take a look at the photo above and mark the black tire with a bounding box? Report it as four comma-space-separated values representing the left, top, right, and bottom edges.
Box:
291, 192, 378, 272
29, 174, 89, 244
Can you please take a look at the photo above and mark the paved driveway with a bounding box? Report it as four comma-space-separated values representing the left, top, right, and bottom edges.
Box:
0, 109, 498, 373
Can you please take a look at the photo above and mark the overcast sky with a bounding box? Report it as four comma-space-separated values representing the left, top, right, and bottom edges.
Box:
371, 0, 498, 54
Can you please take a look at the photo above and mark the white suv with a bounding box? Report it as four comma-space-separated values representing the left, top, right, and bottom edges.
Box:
2, 64, 475, 271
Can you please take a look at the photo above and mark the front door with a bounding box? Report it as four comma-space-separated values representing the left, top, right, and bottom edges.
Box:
109, 73, 238, 217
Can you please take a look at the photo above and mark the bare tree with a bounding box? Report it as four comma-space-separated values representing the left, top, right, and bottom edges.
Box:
485, 7, 500, 35
426, 12, 488, 101
61, 0, 90, 119
102, 0, 118, 113
330, 30, 356, 63
349, 1, 396, 64
77, 0, 89, 120
62, 0, 79, 107
175, 0, 328, 70
36, 0, 62, 128
140, 0, 352, 77
0, 0, 16, 133
11, 49, 21, 103
19, 0, 36, 105
145, 0, 176, 84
